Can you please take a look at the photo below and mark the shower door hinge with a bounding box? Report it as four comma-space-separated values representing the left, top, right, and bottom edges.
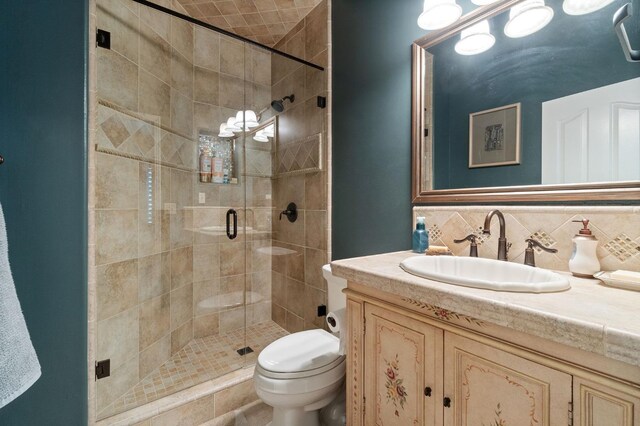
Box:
96, 29, 111, 49
95, 359, 111, 380
317, 96, 327, 109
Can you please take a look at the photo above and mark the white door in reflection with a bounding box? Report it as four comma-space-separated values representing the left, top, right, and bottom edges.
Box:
542, 77, 640, 184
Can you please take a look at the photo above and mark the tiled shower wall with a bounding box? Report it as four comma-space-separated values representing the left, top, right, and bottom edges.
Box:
269, 0, 330, 333
413, 206, 640, 272
92, 0, 274, 418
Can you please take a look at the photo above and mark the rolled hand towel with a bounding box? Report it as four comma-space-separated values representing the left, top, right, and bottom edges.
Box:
0, 203, 41, 409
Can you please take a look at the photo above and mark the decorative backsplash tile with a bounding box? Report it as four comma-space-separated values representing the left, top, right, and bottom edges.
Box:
413, 206, 640, 273
275, 133, 322, 176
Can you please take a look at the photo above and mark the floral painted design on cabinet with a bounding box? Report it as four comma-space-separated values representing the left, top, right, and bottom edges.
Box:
383, 354, 407, 417
482, 403, 507, 426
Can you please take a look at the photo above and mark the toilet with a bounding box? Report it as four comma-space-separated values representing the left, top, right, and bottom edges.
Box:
254, 264, 347, 426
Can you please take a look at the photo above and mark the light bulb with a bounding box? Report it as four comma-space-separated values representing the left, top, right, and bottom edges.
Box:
562, 0, 615, 15
504, 0, 554, 38
455, 20, 495, 55
418, 0, 462, 30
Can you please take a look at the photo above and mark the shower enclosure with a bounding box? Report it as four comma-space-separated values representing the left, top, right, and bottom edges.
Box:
91, 0, 327, 420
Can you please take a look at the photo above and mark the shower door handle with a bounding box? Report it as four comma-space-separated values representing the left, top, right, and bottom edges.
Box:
226, 209, 237, 240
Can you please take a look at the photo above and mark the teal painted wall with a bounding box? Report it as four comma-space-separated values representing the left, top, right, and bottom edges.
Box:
0, 0, 88, 424
332, 0, 424, 260
431, 0, 640, 189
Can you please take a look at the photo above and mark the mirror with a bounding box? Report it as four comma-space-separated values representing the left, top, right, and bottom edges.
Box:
412, 0, 640, 203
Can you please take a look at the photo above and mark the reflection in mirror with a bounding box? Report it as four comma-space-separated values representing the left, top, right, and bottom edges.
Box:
413, 0, 640, 202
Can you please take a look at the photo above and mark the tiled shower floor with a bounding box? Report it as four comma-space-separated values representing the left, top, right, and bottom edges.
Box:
99, 321, 288, 420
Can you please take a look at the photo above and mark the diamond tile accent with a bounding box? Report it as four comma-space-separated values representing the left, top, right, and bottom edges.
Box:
604, 233, 640, 262
428, 224, 443, 241
276, 134, 321, 176
98, 321, 288, 420
473, 226, 490, 246
101, 115, 131, 148
175, 0, 322, 47
531, 230, 557, 253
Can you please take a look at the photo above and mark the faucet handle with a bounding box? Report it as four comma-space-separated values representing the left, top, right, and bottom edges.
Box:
524, 238, 558, 267
454, 234, 478, 257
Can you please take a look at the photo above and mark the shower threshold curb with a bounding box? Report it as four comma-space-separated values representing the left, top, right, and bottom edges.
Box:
95, 366, 256, 426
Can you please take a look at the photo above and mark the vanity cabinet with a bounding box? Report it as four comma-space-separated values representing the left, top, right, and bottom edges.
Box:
349, 299, 640, 426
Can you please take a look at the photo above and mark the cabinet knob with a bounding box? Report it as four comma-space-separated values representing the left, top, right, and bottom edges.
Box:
443, 397, 452, 408
424, 387, 432, 397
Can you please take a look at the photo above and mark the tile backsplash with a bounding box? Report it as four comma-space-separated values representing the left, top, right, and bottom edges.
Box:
413, 206, 640, 273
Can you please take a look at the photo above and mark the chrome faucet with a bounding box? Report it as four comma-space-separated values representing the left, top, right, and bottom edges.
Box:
482, 210, 509, 261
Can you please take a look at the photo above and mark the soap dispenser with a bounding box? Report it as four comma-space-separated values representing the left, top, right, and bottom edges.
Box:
412, 217, 429, 253
568, 219, 600, 278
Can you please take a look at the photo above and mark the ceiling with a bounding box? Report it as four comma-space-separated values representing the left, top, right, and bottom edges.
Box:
176, 0, 322, 46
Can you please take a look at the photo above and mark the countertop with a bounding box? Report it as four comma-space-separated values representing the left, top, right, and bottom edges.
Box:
331, 251, 640, 368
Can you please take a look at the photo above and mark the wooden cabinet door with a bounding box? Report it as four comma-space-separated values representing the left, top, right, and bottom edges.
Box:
444, 332, 572, 426
573, 376, 640, 425
364, 304, 443, 426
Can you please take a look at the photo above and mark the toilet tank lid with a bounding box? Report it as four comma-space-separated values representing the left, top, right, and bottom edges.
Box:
258, 330, 341, 373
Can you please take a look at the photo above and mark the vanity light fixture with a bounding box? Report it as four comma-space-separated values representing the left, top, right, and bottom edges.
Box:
218, 123, 234, 138
226, 117, 242, 133
418, 0, 463, 30
455, 20, 496, 55
235, 110, 259, 129
562, 0, 615, 15
504, 0, 554, 38
253, 131, 269, 143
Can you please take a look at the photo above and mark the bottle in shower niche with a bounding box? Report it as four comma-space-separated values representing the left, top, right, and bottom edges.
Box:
412, 217, 429, 253
212, 153, 224, 184
199, 146, 212, 183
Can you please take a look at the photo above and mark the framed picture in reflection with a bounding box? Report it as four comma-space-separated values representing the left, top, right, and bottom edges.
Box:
469, 103, 521, 168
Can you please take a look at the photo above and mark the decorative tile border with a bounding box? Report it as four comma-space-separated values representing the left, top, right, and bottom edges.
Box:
275, 133, 322, 177
413, 206, 640, 273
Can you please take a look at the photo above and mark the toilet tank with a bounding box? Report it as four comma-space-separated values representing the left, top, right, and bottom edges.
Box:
323, 264, 347, 312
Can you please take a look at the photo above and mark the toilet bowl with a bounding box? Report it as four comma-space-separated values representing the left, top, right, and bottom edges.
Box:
254, 264, 347, 426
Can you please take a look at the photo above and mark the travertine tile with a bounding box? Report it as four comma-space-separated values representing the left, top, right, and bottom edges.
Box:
304, 247, 326, 290
97, 259, 138, 321
220, 242, 246, 276
304, 210, 326, 250
150, 393, 215, 426
171, 320, 193, 354
170, 89, 194, 138
170, 16, 194, 63
194, 313, 220, 338
214, 380, 258, 417
96, 152, 138, 209
194, 27, 220, 71
97, 0, 140, 63
97, 354, 139, 411
140, 22, 171, 85
218, 74, 245, 110
138, 252, 171, 302
139, 70, 171, 128
139, 294, 171, 350
220, 38, 245, 78
139, 334, 171, 379
171, 283, 194, 330
171, 246, 194, 289
194, 66, 220, 105
97, 307, 139, 368
96, 209, 138, 265
194, 244, 220, 281
97, 49, 138, 111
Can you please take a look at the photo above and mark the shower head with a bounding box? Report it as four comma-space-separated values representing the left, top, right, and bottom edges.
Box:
271, 94, 295, 113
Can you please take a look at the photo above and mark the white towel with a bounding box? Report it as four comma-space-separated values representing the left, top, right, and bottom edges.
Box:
0, 203, 41, 409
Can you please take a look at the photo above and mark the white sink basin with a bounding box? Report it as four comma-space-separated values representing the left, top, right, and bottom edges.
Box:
400, 256, 571, 293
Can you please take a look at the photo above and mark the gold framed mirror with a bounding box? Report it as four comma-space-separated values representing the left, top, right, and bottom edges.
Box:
412, 0, 640, 203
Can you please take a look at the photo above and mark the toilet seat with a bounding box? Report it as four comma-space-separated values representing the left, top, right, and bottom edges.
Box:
257, 329, 344, 379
